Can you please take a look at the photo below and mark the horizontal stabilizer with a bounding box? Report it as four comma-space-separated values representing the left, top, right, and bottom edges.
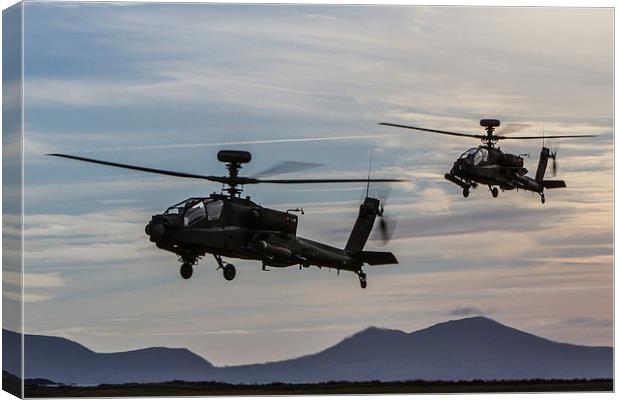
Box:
543, 180, 566, 189
359, 251, 398, 266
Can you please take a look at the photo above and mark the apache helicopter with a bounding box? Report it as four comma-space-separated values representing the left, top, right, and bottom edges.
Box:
48, 150, 404, 288
380, 119, 595, 203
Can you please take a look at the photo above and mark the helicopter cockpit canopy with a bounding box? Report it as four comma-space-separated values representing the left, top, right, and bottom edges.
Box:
164, 197, 224, 226
459, 147, 488, 165
164, 197, 200, 216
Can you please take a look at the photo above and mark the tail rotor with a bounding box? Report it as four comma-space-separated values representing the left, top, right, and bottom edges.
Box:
371, 186, 396, 246
361, 152, 397, 246
549, 145, 560, 177
375, 209, 396, 246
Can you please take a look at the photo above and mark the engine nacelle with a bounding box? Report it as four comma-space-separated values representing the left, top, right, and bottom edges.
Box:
246, 209, 262, 222
499, 153, 524, 168
246, 207, 297, 234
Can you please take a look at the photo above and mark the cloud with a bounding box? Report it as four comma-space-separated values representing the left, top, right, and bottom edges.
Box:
325, 203, 576, 243
4, 290, 53, 304
556, 317, 613, 328
72, 134, 402, 154
24, 6, 612, 125
22, 209, 158, 270
448, 306, 490, 317
3, 270, 67, 304
4, 271, 65, 288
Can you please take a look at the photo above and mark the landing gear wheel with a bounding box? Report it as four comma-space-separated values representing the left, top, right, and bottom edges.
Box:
491, 187, 499, 198
358, 272, 367, 289
463, 187, 470, 198
541, 194, 546, 204
223, 264, 236, 281
180, 263, 193, 279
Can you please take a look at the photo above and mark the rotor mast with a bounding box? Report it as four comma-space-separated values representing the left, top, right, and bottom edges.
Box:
480, 119, 501, 148
217, 150, 252, 197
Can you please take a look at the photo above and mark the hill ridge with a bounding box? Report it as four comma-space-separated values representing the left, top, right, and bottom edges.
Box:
3, 316, 612, 385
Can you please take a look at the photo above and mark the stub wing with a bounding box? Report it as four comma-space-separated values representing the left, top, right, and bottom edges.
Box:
542, 180, 567, 189
359, 251, 398, 266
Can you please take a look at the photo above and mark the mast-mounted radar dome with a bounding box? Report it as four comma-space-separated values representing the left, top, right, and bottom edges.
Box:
480, 119, 501, 128
217, 150, 252, 164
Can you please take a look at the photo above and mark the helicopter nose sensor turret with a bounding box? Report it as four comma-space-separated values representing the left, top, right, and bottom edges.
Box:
145, 214, 180, 241
145, 221, 166, 240
145, 218, 165, 240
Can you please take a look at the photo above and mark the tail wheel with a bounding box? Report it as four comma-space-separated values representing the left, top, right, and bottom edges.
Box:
180, 263, 193, 279
223, 264, 236, 281
463, 187, 470, 198
491, 187, 499, 198
541, 194, 546, 204
358, 271, 367, 289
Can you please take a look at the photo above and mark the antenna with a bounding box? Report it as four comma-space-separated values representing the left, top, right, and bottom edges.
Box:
366, 152, 373, 198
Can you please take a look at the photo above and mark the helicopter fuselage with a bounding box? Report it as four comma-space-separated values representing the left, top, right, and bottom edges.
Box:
379, 118, 589, 203
144, 194, 386, 274
444, 145, 563, 201
50, 149, 402, 288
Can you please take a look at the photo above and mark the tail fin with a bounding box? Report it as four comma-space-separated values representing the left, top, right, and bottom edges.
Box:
345, 197, 380, 253
535, 147, 550, 183
359, 251, 398, 265
542, 180, 566, 189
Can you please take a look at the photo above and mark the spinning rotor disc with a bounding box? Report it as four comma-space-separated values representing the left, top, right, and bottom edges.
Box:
48, 150, 406, 196
379, 120, 595, 148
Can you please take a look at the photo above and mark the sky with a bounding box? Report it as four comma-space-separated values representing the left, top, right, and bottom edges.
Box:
6, 3, 613, 366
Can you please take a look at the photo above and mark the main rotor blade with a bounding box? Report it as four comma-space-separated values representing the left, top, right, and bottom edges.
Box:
497, 134, 596, 140
379, 122, 485, 139
496, 123, 532, 135
253, 161, 322, 178
257, 178, 406, 184
47, 153, 212, 180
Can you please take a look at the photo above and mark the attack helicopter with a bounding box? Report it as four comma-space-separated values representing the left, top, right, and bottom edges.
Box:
48, 150, 404, 288
380, 119, 595, 203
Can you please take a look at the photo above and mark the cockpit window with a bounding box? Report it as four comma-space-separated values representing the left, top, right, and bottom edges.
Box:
459, 148, 478, 159
164, 197, 224, 225
206, 200, 224, 221
164, 206, 183, 215
164, 198, 197, 215
184, 201, 206, 226
459, 148, 488, 165
473, 148, 488, 165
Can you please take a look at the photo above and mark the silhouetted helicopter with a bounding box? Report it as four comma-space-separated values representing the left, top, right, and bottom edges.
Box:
48, 151, 404, 288
380, 119, 595, 203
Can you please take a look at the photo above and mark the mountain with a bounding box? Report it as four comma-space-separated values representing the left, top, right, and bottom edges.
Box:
214, 317, 612, 383
2, 329, 215, 385
3, 317, 612, 385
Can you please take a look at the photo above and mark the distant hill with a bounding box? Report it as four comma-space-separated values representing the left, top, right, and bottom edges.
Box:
3, 317, 613, 385
3, 329, 215, 385
2, 370, 22, 397
216, 317, 612, 383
